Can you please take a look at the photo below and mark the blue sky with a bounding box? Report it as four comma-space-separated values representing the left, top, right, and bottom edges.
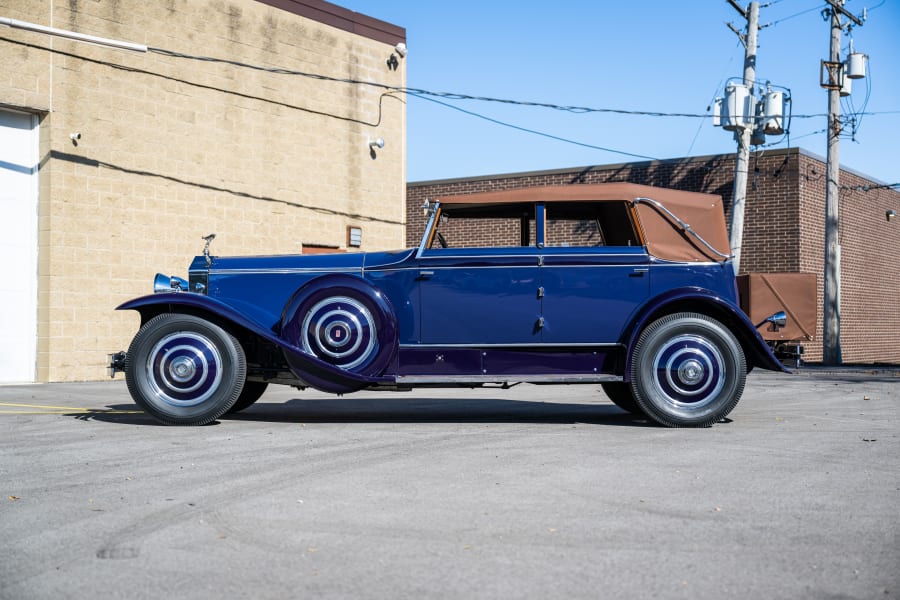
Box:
339, 0, 899, 185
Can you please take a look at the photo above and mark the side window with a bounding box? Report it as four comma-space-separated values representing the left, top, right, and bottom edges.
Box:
545, 201, 639, 247
430, 204, 536, 249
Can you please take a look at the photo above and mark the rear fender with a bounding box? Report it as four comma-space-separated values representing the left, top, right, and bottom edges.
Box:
622, 287, 788, 381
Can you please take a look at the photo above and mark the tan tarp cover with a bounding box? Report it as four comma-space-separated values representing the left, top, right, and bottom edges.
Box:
436, 183, 732, 263
737, 273, 818, 341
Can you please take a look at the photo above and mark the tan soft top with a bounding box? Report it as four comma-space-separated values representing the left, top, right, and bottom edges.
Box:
436, 183, 732, 263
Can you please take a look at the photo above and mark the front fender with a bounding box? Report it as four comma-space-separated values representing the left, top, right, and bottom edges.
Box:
118, 292, 278, 337
116, 293, 392, 393
622, 287, 788, 380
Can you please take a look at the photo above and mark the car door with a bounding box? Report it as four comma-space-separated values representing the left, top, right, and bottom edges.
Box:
539, 201, 650, 344
416, 247, 541, 345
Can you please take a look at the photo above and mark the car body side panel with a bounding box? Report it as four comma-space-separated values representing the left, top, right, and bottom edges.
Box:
540, 247, 650, 343
648, 259, 740, 303
364, 266, 421, 345
395, 347, 619, 377
481, 349, 615, 376
414, 248, 542, 345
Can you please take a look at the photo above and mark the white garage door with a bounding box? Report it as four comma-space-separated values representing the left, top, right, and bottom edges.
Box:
0, 110, 39, 383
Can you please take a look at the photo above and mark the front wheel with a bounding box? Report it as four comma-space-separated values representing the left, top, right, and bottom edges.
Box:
630, 312, 746, 428
125, 313, 246, 425
227, 381, 268, 414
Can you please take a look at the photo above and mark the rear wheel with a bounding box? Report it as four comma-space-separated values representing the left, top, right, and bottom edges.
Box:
601, 382, 644, 416
630, 312, 746, 428
125, 313, 246, 425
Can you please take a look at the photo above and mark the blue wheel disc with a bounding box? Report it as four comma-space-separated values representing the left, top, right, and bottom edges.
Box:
147, 332, 223, 407
301, 296, 377, 370
650, 334, 725, 409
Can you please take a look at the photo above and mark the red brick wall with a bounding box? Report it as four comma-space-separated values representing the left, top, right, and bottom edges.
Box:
437, 216, 525, 248
407, 149, 900, 364
797, 155, 900, 364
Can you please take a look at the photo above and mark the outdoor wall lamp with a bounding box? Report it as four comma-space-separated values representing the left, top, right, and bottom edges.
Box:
369, 137, 384, 159
386, 42, 406, 70
887, 209, 897, 222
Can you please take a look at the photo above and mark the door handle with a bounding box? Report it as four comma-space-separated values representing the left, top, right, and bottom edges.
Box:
630, 267, 649, 277
417, 270, 435, 280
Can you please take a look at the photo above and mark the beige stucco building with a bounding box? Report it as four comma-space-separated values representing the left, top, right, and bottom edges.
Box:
0, 0, 406, 382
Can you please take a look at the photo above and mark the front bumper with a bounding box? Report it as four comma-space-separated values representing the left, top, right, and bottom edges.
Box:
107, 351, 126, 378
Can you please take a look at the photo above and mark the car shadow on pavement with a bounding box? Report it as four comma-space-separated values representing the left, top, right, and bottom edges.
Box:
74, 397, 654, 427
228, 397, 654, 427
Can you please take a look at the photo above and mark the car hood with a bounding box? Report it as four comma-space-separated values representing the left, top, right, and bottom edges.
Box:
202, 249, 415, 273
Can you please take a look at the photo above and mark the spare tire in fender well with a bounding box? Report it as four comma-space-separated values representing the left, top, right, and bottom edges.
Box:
279, 274, 399, 378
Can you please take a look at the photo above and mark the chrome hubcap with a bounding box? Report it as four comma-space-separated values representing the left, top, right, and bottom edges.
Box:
652, 334, 725, 409
147, 332, 223, 407
676, 358, 705, 386
301, 296, 377, 370
169, 356, 197, 382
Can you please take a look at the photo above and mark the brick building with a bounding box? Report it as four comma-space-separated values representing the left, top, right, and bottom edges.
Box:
0, 0, 406, 382
407, 148, 900, 364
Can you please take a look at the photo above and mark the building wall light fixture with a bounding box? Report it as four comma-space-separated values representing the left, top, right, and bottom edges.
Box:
369, 137, 384, 159
387, 42, 406, 70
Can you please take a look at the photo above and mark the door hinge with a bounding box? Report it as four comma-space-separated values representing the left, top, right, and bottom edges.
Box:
537, 286, 545, 298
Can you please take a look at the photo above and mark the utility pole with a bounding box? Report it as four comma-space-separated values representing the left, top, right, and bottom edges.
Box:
821, 0, 864, 365
726, 0, 759, 274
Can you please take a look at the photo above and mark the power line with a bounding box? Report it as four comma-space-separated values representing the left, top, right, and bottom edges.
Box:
407, 92, 659, 161
144, 47, 898, 120
687, 41, 741, 156
843, 182, 899, 191
2, 29, 896, 123
148, 47, 716, 119
4, 15, 898, 172
787, 128, 827, 140
767, 3, 828, 27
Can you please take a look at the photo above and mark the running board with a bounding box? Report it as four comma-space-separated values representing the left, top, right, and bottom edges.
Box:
394, 374, 622, 385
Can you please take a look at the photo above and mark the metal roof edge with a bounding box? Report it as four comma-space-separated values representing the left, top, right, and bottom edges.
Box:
254, 0, 405, 45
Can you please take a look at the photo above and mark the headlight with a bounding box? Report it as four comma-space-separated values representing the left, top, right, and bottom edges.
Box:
153, 273, 189, 293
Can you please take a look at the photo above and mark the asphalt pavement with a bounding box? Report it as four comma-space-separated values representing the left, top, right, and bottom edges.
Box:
1, 368, 898, 600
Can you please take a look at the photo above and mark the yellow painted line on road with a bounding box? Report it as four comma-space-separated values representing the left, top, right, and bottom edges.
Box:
0, 402, 142, 415
2, 402, 89, 410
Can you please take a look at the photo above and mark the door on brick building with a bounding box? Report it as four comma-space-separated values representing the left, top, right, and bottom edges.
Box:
0, 110, 39, 383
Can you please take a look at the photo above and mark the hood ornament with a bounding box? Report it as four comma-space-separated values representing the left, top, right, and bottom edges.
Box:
202, 233, 216, 267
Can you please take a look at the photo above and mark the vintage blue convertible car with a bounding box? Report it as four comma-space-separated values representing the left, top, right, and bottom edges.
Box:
110, 183, 787, 427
